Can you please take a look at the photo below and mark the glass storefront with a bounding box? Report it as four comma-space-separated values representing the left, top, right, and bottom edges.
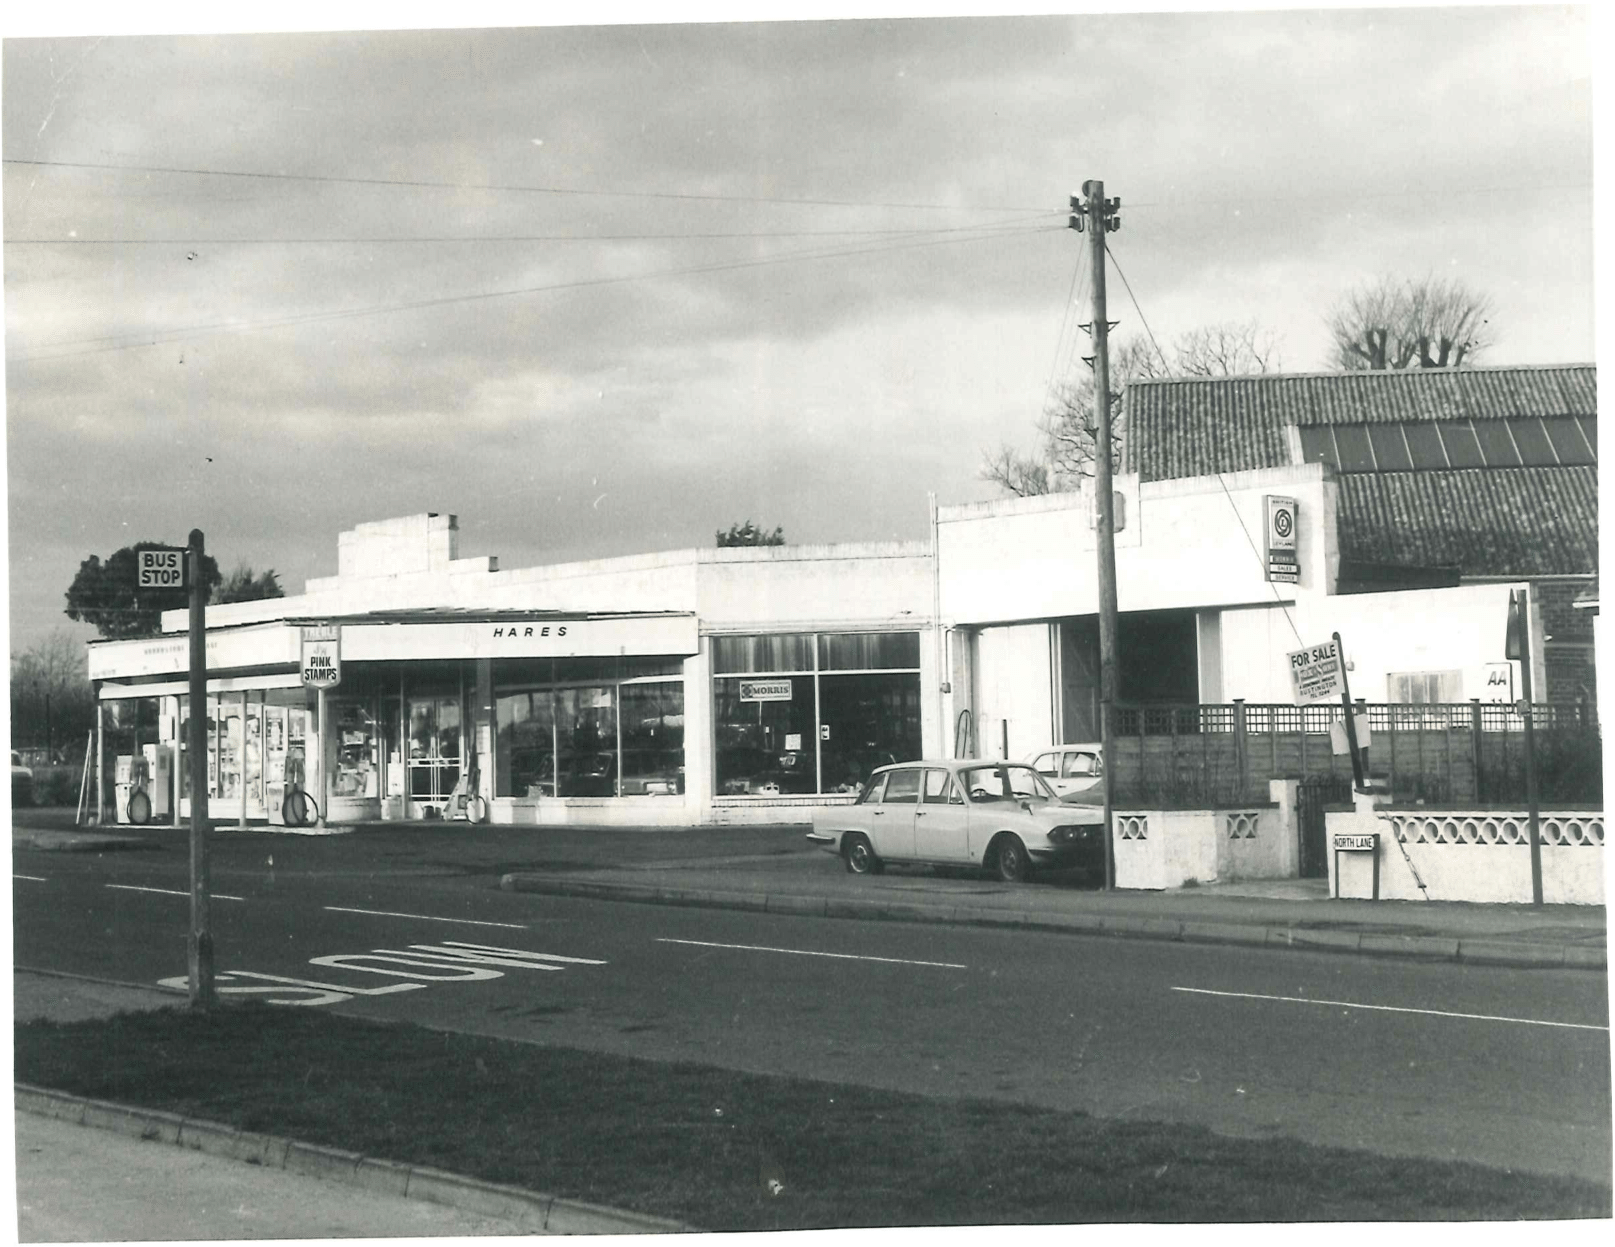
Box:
713, 631, 922, 795
494, 657, 683, 798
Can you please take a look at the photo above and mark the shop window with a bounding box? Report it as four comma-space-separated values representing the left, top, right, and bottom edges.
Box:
497, 690, 556, 798
712, 632, 922, 797
330, 701, 380, 799
556, 686, 617, 797
1576, 416, 1597, 455
714, 676, 816, 795
620, 682, 685, 796
819, 631, 921, 671
816, 672, 922, 794
712, 634, 815, 675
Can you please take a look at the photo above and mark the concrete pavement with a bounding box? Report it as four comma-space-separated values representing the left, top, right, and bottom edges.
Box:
11, 969, 686, 1238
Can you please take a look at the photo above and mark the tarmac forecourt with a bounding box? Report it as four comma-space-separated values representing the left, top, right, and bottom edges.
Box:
13, 973, 1612, 1229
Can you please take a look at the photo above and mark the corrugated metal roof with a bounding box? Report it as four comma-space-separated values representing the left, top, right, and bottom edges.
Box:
1124, 363, 1597, 479
1335, 468, 1597, 578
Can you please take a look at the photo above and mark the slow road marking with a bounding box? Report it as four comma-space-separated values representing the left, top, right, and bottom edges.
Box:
325, 905, 526, 929
108, 883, 245, 902
657, 937, 967, 969
1171, 986, 1608, 1032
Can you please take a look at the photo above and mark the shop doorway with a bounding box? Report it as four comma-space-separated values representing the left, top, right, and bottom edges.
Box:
407, 694, 462, 817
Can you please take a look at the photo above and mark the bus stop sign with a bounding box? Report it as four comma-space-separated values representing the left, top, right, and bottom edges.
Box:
137, 547, 187, 589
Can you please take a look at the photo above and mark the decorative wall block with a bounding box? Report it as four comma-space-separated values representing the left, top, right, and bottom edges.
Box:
1225, 811, 1260, 839
1388, 812, 1604, 849
1117, 814, 1149, 841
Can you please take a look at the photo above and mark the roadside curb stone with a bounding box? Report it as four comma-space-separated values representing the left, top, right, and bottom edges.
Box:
14, 1084, 690, 1235
1458, 940, 1567, 969
500, 872, 1602, 972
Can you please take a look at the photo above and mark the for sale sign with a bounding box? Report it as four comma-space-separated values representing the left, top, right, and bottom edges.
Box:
300, 625, 342, 689
137, 547, 187, 589
1288, 637, 1344, 704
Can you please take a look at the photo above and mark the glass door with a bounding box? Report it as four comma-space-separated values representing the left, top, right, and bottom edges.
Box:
407, 695, 462, 816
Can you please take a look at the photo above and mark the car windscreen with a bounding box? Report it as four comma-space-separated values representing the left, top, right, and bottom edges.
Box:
960, 765, 1055, 803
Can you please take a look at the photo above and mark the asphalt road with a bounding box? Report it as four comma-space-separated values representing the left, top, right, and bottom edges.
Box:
12, 837, 1612, 1187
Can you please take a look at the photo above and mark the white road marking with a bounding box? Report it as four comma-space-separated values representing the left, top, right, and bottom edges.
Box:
107, 883, 245, 902
14, 874, 48, 882
1171, 986, 1609, 1032
324, 905, 526, 929
657, 937, 967, 969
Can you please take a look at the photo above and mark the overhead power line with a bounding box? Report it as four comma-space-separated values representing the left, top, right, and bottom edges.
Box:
5, 212, 1065, 247
11, 220, 1060, 363
2, 156, 1052, 215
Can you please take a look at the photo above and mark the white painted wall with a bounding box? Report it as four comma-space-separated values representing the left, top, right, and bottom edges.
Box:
972, 624, 1055, 759
937, 465, 1331, 626
1326, 807, 1604, 904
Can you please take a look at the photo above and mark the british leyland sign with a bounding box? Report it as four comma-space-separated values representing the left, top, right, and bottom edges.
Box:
1265, 495, 1298, 583
300, 625, 342, 689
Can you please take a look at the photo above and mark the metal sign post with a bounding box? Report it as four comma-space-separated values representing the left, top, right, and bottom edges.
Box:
185, 530, 215, 1009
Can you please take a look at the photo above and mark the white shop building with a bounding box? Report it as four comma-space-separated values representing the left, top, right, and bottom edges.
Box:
86, 364, 1597, 829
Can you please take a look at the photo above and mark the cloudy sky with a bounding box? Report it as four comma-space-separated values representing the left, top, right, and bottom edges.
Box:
3, 4, 1595, 657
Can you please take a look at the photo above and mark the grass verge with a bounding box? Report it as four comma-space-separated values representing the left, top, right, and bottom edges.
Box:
15, 1005, 1610, 1230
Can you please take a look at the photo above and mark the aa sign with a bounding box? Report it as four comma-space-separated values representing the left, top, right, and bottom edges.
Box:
300, 625, 342, 689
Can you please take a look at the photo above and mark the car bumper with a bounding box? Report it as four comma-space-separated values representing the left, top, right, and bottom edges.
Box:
1029, 840, 1105, 870
805, 831, 840, 851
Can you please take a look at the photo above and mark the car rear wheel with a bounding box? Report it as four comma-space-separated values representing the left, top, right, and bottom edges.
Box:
844, 834, 882, 875
991, 833, 1030, 883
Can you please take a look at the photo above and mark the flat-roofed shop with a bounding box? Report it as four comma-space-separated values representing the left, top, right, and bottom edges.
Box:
85, 364, 1597, 828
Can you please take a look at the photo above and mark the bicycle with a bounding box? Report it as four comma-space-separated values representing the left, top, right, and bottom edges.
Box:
444, 761, 488, 824
282, 785, 321, 828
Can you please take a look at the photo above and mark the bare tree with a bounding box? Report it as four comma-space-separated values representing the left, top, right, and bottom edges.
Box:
1325, 275, 1493, 370
983, 321, 1279, 496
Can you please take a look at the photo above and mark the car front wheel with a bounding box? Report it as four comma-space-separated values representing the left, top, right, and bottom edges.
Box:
991, 834, 1030, 883
844, 834, 882, 875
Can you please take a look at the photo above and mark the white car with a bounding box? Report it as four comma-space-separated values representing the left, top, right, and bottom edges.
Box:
1026, 743, 1104, 799
807, 760, 1105, 882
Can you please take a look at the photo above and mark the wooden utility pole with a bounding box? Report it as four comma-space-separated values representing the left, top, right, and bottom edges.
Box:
187, 529, 215, 1008
1073, 181, 1122, 889
1508, 589, 1544, 905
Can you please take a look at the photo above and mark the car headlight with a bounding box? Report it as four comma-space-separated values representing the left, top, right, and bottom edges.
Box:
1048, 825, 1096, 844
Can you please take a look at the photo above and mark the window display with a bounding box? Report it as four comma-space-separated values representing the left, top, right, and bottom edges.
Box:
713, 631, 922, 796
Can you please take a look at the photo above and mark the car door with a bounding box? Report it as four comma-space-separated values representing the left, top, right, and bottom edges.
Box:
914, 768, 971, 862
1062, 749, 1102, 795
867, 767, 919, 860
1034, 750, 1079, 797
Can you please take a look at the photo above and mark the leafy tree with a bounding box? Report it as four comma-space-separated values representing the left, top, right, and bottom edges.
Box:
64, 541, 222, 639
983, 321, 1280, 497
716, 521, 785, 547
215, 564, 284, 604
1325, 275, 1493, 370
9, 630, 97, 758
